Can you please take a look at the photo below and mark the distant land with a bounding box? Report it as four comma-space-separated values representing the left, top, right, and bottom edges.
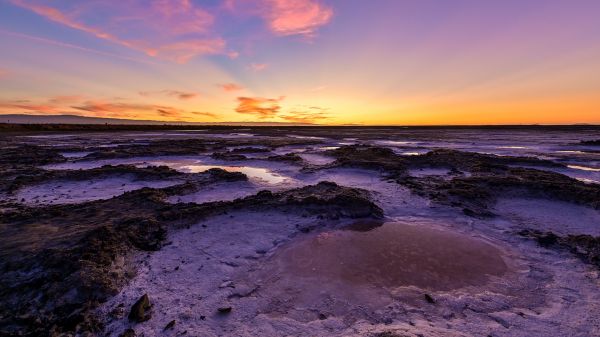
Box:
0, 114, 315, 126
0, 115, 599, 133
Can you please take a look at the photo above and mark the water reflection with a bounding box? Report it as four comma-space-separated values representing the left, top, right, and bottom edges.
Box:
179, 164, 287, 184
568, 165, 600, 172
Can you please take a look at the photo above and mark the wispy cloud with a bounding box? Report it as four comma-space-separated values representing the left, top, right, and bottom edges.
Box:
9, 0, 333, 64
189, 111, 218, 118
0, 95, 217, 120
263, 0, 333, 37
139, 90, 199, 100
0, 101, 63, 114
310, 85, 327, 92
0, 68, 8, 79
0, 29, 157, 65
227, 51, 240, 59
235, 96, 283, 118
280, 106, 330, 123
72, 101, 216, 120
219, 83, 244, 92
10, 0, 225, 63
250, 63, 268, 71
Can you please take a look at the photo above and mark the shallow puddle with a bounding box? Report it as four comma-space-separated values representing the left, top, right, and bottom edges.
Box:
297, 153, 336, 165
274, 222, 508, 291
179, 164, 287, 184
373, 140, 416, 146
59, 151, 92, 158
568, 164, 600, 172
409, 167, 451, 178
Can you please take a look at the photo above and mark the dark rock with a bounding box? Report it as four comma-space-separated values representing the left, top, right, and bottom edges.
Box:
406, 148, 563, 172
325, 145, 407, 172
211, 152, 247, 161
536, 232, 559, 247
128, 294, 152, 323
579, 139, 600, 146
204, 168, 247, 182
424, 293, 436, 304
217, 306, 232, 314
400, 163, 600, 216
267, 153, 304, 163
164, 319, 176, 330
520, 230, 600, 268
119, 328, 136, 337
373, 332, 404, 337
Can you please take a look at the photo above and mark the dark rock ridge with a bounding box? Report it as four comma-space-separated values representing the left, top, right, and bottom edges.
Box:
266, 153, 304, 163
406, 148, 564, 171
402, 166, 600, 217
4, 164, 183, 194
324, 145, 407, 172
0, 180, 381, 336
520, 229, 600, 268
579, 139, 600, 146
0, 145, 67, 194
211, 152, 248, 161
0, 144, 66, 167
163, 181, 383, 222
323, 145, 562, 175
210, 151, 305, 164
321, 145, 597, 217
80, 137, 322, 161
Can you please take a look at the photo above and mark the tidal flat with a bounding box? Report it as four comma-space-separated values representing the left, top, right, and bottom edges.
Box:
1, 125, 600, 337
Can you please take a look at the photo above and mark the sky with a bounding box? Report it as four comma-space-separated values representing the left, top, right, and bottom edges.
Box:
0, 0, 599, 125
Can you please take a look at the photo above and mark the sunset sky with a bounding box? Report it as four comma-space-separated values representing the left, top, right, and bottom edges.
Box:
1, 0, 599, 125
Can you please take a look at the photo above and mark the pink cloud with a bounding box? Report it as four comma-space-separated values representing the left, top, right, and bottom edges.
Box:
0, 101, 62, 114
250, 63, 268, 71
223, 0, 333, 38
235, 96, 283, 118
263, 0, 333, 37
11, 0, 226, 63
220, 83, 244, 92
227, 51, 240, 59
0, 96, 218, 120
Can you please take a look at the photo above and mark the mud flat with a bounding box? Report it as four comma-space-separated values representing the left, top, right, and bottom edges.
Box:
1, 126, 600, 337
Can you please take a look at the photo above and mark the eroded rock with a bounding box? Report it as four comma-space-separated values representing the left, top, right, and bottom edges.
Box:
520, 229, 600, 267
128, 294, 151, 323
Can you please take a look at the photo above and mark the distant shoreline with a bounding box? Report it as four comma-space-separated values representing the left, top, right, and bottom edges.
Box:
1, 122, 600, 133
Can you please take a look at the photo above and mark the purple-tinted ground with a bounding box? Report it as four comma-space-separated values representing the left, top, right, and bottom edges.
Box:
1, 126, 599, 337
